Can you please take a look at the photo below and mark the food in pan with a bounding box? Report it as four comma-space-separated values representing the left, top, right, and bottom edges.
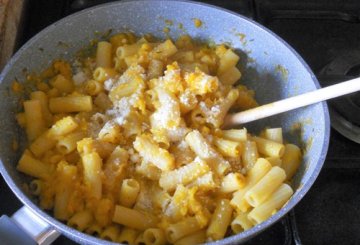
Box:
15, 32, 302, 244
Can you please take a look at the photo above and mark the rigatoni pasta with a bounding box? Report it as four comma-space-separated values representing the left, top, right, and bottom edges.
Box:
112, 205, 158, 230
281, 144, 302, 180
166, 217, 202, 243
242, 140, 259, 171
119, 178, 140, 207
15, 32, 303, 244
206, 199, 233, 241
24, 100, 46, 141
143, 228, 167, 245
134, 134, 175, 171
100, 224, 120, 242
30, 90, 53, 126
96, 41, 113, 68
67, 210, 93, 231
230, 158, 272, 212
251, 136, 285, 158
245, 166, 286, 207
220, 172, 245, 193
159, 157, 210, 191
17, 150, 51, 179
185, 130, 230, 175
81, 152, 103, 200
54, 161, 77, 220
231, 212, 253, 233
85, 223, 103, 237
174, 230, 206, 245
117, 228, 138, 244
248, 184, 294, 224
49, 95, 93, 113
50, 74, 74, 93
29, 131, 57, 157
262, 127, 283, 144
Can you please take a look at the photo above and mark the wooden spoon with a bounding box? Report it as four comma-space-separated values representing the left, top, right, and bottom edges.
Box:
224, 78, 360, 127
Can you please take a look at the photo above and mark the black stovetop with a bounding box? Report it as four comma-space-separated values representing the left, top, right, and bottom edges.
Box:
1, 0, 360, 244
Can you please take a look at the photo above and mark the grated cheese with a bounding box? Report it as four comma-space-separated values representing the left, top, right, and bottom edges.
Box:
72, 71, 87, 86
104, 78, 114, 91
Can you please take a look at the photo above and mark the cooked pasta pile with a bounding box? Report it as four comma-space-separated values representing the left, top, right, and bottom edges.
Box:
16, 32, 302, 244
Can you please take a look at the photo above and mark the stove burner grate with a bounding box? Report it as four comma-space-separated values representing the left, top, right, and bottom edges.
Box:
318, 50, 360, 143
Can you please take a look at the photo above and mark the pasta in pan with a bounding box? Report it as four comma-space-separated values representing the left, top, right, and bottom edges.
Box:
16, 32, 302, 244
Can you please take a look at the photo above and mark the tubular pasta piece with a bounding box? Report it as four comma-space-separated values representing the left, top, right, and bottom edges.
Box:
133, 134, 175, 171
185, 130, 230, 175
247, 184, 293, 224
112, 205, 158, 230
159, 157, 210, 191
281, 144, 302, 180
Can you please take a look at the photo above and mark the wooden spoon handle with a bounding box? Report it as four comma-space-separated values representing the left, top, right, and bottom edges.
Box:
224, 77, 360, 127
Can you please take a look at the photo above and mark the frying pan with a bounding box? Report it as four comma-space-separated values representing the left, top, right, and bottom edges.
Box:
0, 0, 330, 244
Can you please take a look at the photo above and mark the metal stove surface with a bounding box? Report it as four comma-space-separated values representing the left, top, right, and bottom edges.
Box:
1, 0, 360, 244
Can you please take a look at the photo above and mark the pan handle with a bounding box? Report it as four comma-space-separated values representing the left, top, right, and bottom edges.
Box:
0, 206, 60, 245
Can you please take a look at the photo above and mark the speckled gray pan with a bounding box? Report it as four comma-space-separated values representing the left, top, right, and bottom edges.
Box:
0, 0, 329, 244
